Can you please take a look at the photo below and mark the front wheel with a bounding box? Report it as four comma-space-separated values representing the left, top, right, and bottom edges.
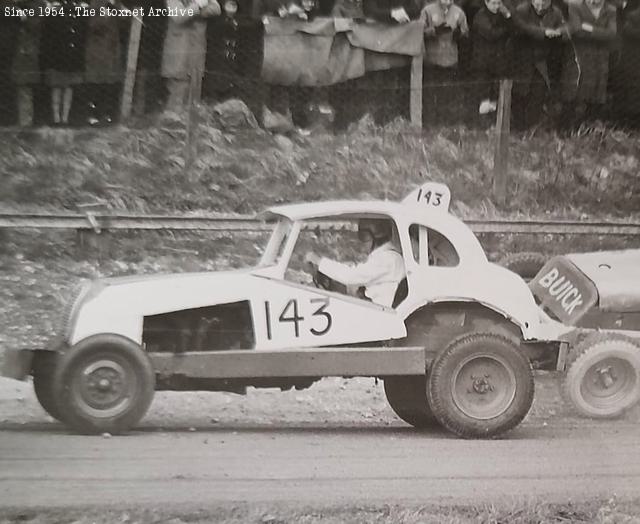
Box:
52, 334, 155, 434
564, 334, 640, 419
427, 333, 534, 439
32, 350, 63, 422
384, 375, 439, 429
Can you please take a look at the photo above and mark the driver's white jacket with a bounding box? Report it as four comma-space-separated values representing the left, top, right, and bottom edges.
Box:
318, 242, 405, 307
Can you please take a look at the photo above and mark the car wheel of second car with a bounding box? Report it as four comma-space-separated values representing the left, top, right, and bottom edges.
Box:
383, 375, 439, 429
564, 334, 640, 419
52, 334, 156, 434
427, 332, 534, 439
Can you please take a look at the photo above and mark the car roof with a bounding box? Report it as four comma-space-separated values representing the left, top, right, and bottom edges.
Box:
261, 199, 488, 263
261, 200, 403, 221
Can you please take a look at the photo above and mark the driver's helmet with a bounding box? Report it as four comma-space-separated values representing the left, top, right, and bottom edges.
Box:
357, 218, 392, 243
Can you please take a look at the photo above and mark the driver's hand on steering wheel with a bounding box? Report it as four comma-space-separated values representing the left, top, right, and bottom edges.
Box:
304, 252, 321, 272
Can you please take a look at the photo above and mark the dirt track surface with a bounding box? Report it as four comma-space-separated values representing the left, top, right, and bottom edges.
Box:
1, 375, 640, 509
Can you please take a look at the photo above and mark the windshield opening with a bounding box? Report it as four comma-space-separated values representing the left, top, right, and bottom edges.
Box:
258, 219, 293, 267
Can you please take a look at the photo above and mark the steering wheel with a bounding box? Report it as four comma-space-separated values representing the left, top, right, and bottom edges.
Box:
312, 269, 333, 290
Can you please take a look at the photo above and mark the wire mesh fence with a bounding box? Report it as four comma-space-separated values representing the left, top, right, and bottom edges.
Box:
0, 0, 639, 130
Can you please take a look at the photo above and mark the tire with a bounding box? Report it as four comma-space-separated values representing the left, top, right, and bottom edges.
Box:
32, 350, 63, 422
499, 252, 546, 282
384, 375, 439, 429
563, 334, 640, 419
52, 334, 155, 435
427, 333, 534, 439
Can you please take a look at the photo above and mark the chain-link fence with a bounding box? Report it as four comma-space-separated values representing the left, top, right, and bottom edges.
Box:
1, 0, 639, 130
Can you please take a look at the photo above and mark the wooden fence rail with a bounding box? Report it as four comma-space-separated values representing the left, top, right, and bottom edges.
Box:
1, 213, 639, 236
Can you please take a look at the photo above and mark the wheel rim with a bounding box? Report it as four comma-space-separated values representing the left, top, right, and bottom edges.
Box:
451, 353, 517, 420
71, 354, 138, 419
580, 357, 638, 412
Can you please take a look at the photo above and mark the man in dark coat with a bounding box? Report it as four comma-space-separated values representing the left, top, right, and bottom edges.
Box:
559, 0, 616, 124
203, 0, 264, 122
511, 0, 566, 129
10, 0, 46, 126
611, 0, 640, 125
471, 0, 513, 119
84, 0, 124, 125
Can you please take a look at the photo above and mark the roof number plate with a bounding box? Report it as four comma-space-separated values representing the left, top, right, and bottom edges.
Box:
403, 182, 451, 212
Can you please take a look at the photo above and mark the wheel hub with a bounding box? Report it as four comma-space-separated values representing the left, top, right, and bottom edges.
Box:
595, 366, 616, 389
581, 357, 635, 408
72, 358, 135, 418
452, 354, 517, 420
471, 374, 494, 394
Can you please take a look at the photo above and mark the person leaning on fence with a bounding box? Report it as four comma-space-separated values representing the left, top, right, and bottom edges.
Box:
84, 0, 125, 126
203, 0, 265, 121
359, 0, 420, 125
40, 0, 88, 126
10, 0, 46, 127
470, 0, 513, 122
610, 0, 640, 126
510, 0, 566, 129
421, 0, 469, 127
558, 0, 616, 126
161, 0, 222, 112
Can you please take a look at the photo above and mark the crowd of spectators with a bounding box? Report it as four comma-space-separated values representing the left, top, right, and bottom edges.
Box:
0, 0, 639, 129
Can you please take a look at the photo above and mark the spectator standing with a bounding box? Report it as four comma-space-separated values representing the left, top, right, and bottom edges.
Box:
471, 0, 513, 120
559, 0, 616, 124
362, 0, 421, 124
364, 0, 419, 22
421, 0, 469, 126
84, 0, 124, 125
40, 0, 88, 125
122, 0, 168, 115
0, 1, 20, 125
11, 0, 46, 126
611, 0, 640, 125
203, 0, 264, 121
511, 0, 566, 129
161, 0, 221, 112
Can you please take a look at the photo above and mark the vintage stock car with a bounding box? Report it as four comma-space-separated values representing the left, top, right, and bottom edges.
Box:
2, 182, 638, 438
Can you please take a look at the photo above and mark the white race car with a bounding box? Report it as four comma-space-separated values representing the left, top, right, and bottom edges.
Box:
3, 183, 575, 438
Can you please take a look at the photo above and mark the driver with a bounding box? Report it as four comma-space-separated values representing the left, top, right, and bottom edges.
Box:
304, 219, 406, 307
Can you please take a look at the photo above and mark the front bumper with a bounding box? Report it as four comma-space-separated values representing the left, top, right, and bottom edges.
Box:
1, 349, 35, 381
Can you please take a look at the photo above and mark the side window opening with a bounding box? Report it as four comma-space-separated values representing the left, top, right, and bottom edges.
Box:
409, 224, 460, 268
143, 301, 255, 352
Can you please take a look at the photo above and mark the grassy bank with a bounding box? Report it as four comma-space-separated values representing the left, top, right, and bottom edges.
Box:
1, 109, 639, 219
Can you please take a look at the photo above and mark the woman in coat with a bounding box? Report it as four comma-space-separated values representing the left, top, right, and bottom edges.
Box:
471, 0, 513, 118
161, 0, 221, 112
11, 0, 46, 126
84, 0, 123, 125
611, 0, 640, 125
559, 0, 616, 123
40, 0, 88, 125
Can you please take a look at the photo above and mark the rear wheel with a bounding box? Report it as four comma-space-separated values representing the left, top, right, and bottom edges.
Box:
564, 334, 640, 419
53, 334, 155, 434
32, 351, 63, 422
427, 333, 534, 439
384, 375, 439, 428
